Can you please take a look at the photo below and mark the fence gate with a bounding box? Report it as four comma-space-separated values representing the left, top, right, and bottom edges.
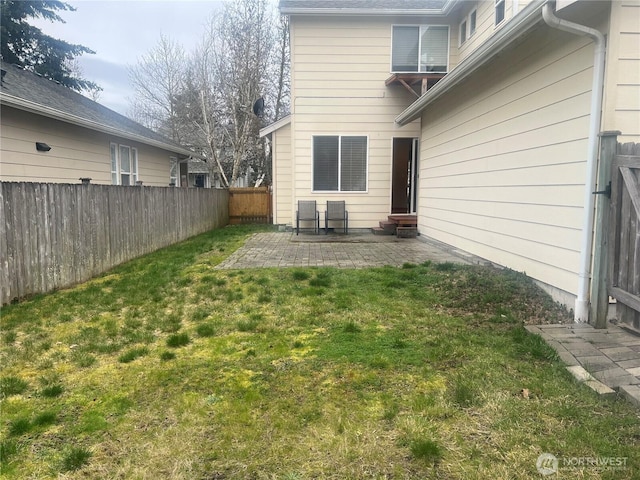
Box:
228, 187, 272, 224
608, 142, 640, 331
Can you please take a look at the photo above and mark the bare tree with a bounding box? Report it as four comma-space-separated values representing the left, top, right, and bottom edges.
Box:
128, 34, 186, 143
127, 0, 291, 187
190, 0, 276, 186
271, 14, 290, 121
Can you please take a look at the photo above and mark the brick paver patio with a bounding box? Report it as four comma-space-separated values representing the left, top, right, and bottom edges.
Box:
215, 232, 470, 269
527, 323, 640, 407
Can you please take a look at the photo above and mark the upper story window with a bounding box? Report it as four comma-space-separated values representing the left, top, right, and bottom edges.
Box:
391, 25, 449, 73
459, 20, 467, 46
110, 143, 138, 186
470, 10, 477, 36
495, 0, 506, 25
460, 9, 477, 47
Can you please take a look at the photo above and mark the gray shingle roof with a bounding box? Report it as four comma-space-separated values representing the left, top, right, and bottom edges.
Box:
0, 62, 193, 156
280, 0, 451, 13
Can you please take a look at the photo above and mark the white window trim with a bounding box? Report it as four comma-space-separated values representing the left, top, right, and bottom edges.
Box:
459, 19, 467, 46
390, 24, 450, 74
110, 143, 118, 185
311, 134, 369, 194
110, 142, 138, 186
469, 9, 477, 37
495, 0, 506, 26
169, 156, 178, 186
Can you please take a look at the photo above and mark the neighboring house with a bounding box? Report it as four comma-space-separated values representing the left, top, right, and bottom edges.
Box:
0, 62, 200, 186
170, 157, 213, 188
264, 0, 640, 318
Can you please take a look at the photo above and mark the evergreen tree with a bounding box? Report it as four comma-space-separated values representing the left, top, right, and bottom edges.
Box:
0, 0, 99, 92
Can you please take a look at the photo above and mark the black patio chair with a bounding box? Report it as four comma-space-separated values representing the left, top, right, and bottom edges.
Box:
325, 200, 348, 234
296, 200, 319, 235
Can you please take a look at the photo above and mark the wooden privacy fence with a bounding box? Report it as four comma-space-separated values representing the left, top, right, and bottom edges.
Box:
0, 183, 229, 305
228, 187, 272, 224
609, 141, 640, 331
591, 133, 640, 330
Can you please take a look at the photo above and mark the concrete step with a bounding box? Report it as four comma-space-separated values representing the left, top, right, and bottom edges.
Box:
396, 226, 418, 238
372, 227, 394, 236
379, 220, 397, 232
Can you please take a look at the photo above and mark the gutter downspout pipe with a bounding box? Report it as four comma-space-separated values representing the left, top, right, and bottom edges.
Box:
542, 1, 606, 323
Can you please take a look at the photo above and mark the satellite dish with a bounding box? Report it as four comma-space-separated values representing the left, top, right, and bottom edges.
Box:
252, 97, 265, 118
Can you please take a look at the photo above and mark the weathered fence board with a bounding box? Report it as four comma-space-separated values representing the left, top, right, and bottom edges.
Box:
608, 141, 640, 331
1, 183, 229, 305
228, 187, 272, 224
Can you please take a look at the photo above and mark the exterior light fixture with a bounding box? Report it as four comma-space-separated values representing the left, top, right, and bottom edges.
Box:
35, 142, 51, 152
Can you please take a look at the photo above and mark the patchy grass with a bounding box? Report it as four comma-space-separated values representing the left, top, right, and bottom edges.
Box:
166, 333, 190, 348
0, 225, 638, 479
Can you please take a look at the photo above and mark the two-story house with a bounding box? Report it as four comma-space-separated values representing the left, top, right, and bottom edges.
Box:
263, 0, 639, 321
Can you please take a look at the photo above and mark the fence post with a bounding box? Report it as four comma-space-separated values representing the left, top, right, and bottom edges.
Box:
590, 131, 620, 328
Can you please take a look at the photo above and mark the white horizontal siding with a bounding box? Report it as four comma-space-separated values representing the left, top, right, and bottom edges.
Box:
417, 24, 595, 298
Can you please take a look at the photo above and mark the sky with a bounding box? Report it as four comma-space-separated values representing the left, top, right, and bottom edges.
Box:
32, 0, 224, 115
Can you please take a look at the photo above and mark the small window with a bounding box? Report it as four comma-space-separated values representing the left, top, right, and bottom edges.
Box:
459, 20, 467, 45
392, 25, 449, 73
495, 0, 505, 25
313, 135, 367, 192
110, 144, 118, 185
169, 156, 178, 186
470, 10, 477, 36
110, 143, 138, 185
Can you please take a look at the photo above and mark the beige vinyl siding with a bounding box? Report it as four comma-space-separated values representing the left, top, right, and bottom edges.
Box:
290, 15, 442, 228
457, 0, 536, 63
603, 0, 640, 141
1, 107, 111, 183
272, 122, 292, 225
134, 144, 175, 186
418, 25, 596, 299
0, 107, 175, 186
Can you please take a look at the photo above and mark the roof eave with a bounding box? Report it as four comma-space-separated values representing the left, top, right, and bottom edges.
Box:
1, 93, 197, 158
395, 0, 546, 126
259, 115, 292, 138
281, 0, 458, 16
282, 8, 443, 15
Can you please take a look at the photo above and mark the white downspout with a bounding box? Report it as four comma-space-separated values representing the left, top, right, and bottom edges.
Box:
542, 1, 606, 323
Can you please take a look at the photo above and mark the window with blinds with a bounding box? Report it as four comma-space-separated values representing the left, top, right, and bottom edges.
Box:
392, 25, 449, 73
313, 136, 367, 192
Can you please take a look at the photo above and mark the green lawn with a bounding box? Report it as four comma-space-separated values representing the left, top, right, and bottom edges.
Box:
1, 226, 638, 479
